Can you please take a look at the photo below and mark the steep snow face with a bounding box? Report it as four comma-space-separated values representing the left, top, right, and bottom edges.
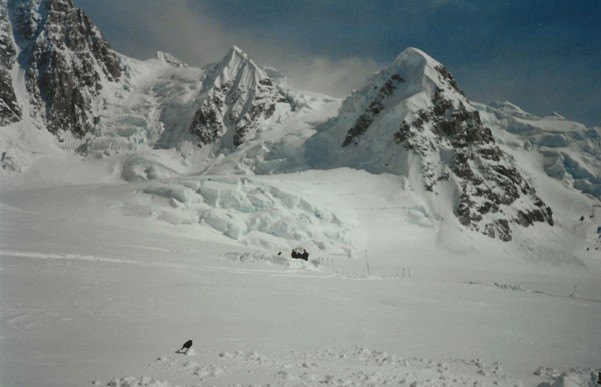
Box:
308, 47, 553, 241
306, 48, 461, 168
187, 46, 290, 150
7, 0, 123, 138
476, 101, 601, 200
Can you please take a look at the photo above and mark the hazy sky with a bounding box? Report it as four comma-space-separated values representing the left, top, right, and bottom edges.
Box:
76, 0, 600, 126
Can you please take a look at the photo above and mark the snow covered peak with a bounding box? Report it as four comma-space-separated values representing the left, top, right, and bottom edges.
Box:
187, 45, 289, 149
384, 46, 465, 101
308, 47, 553, 241
390, 47, 442, 72
322, 46, 469, 151
212, 45, 268, 90
227, 45, 249, 60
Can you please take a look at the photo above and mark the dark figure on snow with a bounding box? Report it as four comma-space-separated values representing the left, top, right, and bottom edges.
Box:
291, 248, 308, 260
176, 339, 193, 354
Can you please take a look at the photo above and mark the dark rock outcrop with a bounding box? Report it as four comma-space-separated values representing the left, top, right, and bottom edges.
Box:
392, 68, 553, 240
342, 73, 405, 147
8, 0, 122, 137
0, 3, 21, 125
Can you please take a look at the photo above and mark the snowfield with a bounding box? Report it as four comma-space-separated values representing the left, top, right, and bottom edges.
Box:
2, 2, 600, 384
1, 153, 600, 387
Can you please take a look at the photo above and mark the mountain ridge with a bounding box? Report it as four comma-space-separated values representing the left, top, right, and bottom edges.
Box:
0, 0, 599, 247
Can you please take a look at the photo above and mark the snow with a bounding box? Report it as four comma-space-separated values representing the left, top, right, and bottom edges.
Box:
475, 101, 601, 200
1, 14, 600, 385
1, 148, 601, 386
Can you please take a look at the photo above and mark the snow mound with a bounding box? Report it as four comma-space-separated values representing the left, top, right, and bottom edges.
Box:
222, 250, 326, 270
0, 140, 32, 174
102, 376, 173, 387
97, 347, 601, 387
537, 369, 600, 387
122, 175, 354, 254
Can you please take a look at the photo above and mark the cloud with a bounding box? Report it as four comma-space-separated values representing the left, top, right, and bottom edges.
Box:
276, 55, 381, 97
86, 1, 237, 63
77, 0, 601, 126
79, 0, 381, 98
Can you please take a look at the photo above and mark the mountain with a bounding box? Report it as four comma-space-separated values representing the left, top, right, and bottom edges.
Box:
7, 0, 122, 139
0, 0, 598, 247
186, 45, 290, 150
306, 48, 554, 241
1, 0, 333, 157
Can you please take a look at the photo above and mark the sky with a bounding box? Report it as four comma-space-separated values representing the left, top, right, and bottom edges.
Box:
76, 0, 601, 126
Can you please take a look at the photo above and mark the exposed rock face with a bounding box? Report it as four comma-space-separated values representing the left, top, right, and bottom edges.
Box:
8, 0, 122, 137
394, 86, 553, 240
342, 73, 405, 147
319, 47, 554, 241
188, 46, 287, 150
0, 2, 21, 125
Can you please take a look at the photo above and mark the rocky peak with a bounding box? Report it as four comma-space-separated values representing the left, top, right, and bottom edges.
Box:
188, 45, 287, 149
340, 47, 467, 147
316, 47, 553, 241
46, 0, 75, 12
7, 0, 123, 137
394, 86, 553, 240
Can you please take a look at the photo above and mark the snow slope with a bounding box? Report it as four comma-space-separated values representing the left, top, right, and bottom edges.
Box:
1, 153, 600, 387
